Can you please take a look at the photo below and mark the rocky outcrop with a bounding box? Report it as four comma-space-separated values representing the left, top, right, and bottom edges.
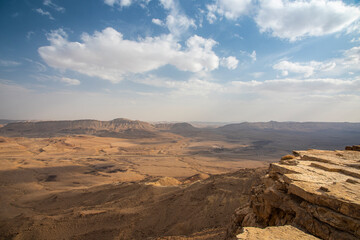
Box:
345, 145, 360, 151
228, 147, 360, 240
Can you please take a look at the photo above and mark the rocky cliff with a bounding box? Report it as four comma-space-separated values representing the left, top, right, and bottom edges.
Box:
228, 145, 360, 240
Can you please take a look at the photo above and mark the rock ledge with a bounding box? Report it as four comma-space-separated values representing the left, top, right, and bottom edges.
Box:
228, 147, 360, 240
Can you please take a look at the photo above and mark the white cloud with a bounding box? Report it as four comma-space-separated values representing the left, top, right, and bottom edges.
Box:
159, 0, 173, 10
207, 0, 253, 22
250, 50, 256, 62
31, 74, 81, 85
255, 0, 360, 41
38, 28, 222, 83
0, 59, 21, 67
206, 4, 217, 24
43, 0, 65, 12
220, 56, 239, 70
152, 18, 164, 26
138, 73, 360, 97
104, 0, 116, 6
351, 37, 360, 43
338, 45, 360, 73
34, 8, 54, 20
166, 14, 196, 37
273, 60, 337, 77
104, 0, 152, 7
105, 0, 194, 36
273, 60, 315, 77
240, 50, 256, 63
171, 35, 219, 72
60, 77, 81, 86
273, 44, 360, 77
230, 78, 360, 93
346, 21, 360, 35
159, 0, 196, 37
104, 0, 132, 7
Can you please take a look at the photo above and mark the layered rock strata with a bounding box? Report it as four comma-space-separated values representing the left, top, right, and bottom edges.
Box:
228, 147, 360, 240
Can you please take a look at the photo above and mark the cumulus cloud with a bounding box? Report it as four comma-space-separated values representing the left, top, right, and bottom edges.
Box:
255, 0, 360, 41
34, 8, 54, 20
207, 0, 253, 22
159, 0, 196, 36
171, 35, 219, 72
220, 56, 239, 70
43, 0, 65, 12
104, 0, 132, 7
152, 18, 164, 26
60, 77, 81, 86
38, 28, 222, 83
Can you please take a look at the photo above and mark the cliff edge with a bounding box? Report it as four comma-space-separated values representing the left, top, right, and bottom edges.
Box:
228, 145, 360, 240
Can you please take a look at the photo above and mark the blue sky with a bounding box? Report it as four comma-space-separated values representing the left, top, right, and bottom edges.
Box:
0, 0, 360, 122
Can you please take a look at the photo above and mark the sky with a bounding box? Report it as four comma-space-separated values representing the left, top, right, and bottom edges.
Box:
0, 0, 360, 122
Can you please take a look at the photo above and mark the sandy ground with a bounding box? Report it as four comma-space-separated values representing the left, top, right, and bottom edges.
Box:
0, 135, 270, 239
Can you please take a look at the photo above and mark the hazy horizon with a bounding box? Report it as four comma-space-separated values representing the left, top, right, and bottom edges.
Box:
1, 117, 360, 124
1, 0, 360, 122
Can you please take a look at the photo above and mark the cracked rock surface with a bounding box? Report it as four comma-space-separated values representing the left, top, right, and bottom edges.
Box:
228, 146, 360, 240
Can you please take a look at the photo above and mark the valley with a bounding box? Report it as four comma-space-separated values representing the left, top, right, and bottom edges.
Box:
0, 119, 359, 239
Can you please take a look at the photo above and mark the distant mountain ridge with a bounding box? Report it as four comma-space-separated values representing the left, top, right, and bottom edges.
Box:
0, 119, 24, 125
1, 118, 360, 141
218, 121, 360, 132
0, 118, 156, 138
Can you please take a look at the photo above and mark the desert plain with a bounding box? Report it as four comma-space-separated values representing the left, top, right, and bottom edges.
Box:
0, 119, 359, 239
0, 127, 269, 239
